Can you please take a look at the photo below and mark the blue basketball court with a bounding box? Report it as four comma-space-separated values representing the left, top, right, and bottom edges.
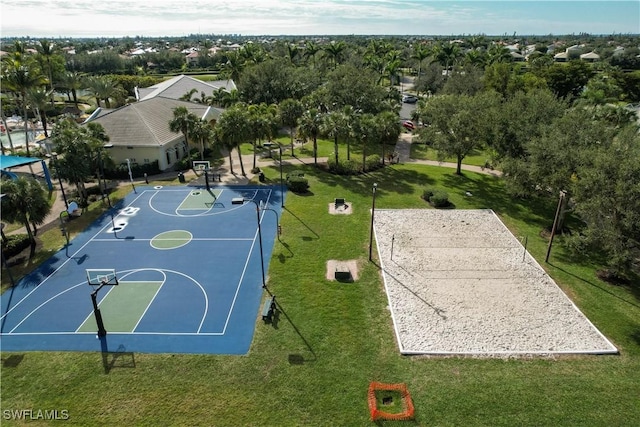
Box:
0, 185, 284, 354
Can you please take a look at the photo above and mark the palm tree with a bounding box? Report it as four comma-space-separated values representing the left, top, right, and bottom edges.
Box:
433, 42, 462, 76
323, 41, 346, 70
303, 40, 320, 68
84, 75, 120, 108
36, 39, 56, 107
342, 105, 356, 160
2, 58, 47, 156
223, 52, 244, 83
320, 110, 349, 165
215, 105, 251, 176
376, 111, 401, 165
0, 176, 51, 248
169, 107, 198, 162
278, 98, 304, 155
411, 44, 431, 79
297, 108, 323, 166
180, 88, 198, 102
248, 103, 278, 170
59, 71, 83, 108
189, 118, 214, 161
353, 113, 378, 172
26, 86, 53, 138
208, 87, 228, 108
385, 57, 402, 88
487, 44, 513, 65
287, 44, 299, 65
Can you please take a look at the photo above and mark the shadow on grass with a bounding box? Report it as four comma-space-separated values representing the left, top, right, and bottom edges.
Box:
283, 206, 319, 240
99, 335, 136, 374
269, 298, 317, 365
547, 262, 640, 309
1, 354, 24, 368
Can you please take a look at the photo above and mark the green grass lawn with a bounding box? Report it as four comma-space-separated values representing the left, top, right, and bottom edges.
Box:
2, 162, 639, 426
410, 142, 493, 167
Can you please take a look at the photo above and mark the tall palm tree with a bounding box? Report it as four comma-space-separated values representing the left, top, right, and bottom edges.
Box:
169, 107, 197, 162
26, 86, 53, 138
189, 118, 214, 161
376, 111, 401, 165
385, 57, 402, 88
223, 52, 244, 83
248, 103, 278, 170
411, 44, 431, 79
59, 71, 83, 107
342, 105, 356, 160
287, 44, 299, 65
2, 59, 47, 156
433, 42, 462, 76
297, 108, 323, 166
487, 44, 513, 65
278, 98, 304, 155
84, 75, 118, 108
36, 39, 57, 107
303, 40, 320, 68
320, 110, 349, 165
323, 41, 346, 70
215, 105, 251, 176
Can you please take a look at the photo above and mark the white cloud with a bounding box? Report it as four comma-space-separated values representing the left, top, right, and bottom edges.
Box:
1, 0, 637, 37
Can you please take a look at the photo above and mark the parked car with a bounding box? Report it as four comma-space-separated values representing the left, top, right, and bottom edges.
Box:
402, 94, 418, 104
402, 120, 415, 131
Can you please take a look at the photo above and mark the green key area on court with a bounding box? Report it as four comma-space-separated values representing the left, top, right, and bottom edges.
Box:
78, 281, 163, 333
0, 185, 285, 354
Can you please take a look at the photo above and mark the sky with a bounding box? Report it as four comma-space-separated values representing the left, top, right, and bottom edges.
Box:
0, 0, 638, 38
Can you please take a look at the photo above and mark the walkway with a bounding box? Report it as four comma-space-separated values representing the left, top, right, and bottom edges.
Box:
4, 135, 501, 236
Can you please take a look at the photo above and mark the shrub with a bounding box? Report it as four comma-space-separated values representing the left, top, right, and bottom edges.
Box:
429, 190, 450, 208
422, 186, 435, 201
327, 156, 361, 175
2, 234, 31, 258
287, 175, 309, 193
365, 154, 382, 172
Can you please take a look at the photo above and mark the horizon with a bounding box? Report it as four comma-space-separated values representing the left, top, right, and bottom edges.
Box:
1, 1, 638, 39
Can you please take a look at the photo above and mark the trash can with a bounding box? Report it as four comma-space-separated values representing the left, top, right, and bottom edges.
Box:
178, 172, 185, 183
258, 172, 265, 183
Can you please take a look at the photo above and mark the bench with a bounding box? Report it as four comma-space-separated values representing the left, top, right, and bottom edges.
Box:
334, 198, 347, 209
231, 197, 244, 205
261, 295, 276, 322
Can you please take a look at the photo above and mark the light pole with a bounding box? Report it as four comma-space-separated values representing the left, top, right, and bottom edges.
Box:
369, 183, 378, 261
278, 144, 284, 207
246, 199, 266, 288
51, 153, 68, 210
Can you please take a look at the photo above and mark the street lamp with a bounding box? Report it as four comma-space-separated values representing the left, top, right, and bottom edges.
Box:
51, 153, 68, 210
369, 183, 378, 261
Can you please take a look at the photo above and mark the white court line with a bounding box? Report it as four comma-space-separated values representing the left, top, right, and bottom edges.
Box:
221, 188, 274, 334
3, 187, 276, 339
131, 269, 167, 333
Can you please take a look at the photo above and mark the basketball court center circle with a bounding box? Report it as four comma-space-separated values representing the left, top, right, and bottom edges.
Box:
150, 230, 193, 249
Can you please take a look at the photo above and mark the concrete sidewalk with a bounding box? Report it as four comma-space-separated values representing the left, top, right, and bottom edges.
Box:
4, 137, 501, 236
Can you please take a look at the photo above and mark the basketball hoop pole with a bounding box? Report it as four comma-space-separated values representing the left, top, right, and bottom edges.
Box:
91, 282, 108, 337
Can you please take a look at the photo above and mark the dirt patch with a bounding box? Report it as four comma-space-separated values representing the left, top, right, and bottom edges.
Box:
326, 259, 359, 281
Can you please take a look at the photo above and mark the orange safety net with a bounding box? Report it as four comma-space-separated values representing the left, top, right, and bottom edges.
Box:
367, 382, 415, 421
